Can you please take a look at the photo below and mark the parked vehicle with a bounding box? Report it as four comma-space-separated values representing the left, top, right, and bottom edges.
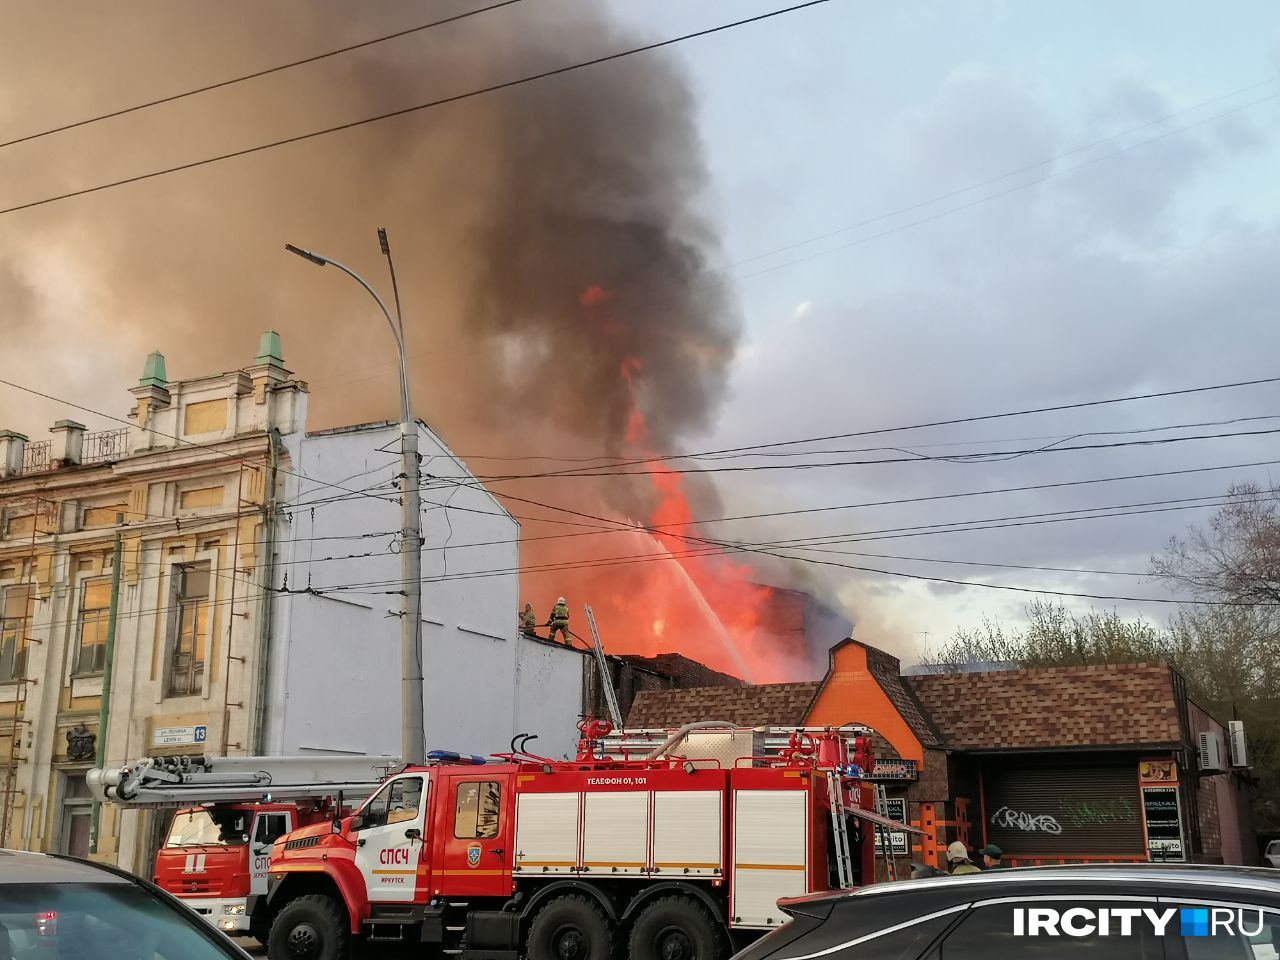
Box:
88, 753, 399, 940
261, 722, 917, 960
0, 847, 251, 959
732, 864, 1280, 960
1265, 839, 1280, 868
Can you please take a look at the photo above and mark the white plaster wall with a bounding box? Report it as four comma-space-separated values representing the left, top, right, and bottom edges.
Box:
514, 638, 587, 760
264, 421, 578, 759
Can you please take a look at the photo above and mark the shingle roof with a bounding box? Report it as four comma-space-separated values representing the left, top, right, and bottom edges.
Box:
907, 662, 1182, 751
625, 681, 822, 728
862, 643, 944, 749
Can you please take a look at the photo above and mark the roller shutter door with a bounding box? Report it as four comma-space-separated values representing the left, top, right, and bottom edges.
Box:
983, 762, 1144, 856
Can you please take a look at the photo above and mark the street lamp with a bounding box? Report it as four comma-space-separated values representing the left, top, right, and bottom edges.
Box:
285, 234, 425, 764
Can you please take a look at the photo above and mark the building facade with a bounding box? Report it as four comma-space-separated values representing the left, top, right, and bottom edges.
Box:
0, 334, 578, 873
628, 638, 1257, 875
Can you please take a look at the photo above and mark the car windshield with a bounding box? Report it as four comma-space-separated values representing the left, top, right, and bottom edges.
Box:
0, 882, 240, 959
164, 808, 249, 847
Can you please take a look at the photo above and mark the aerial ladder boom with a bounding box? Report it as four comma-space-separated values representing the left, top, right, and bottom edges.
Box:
88, 754, 401, 806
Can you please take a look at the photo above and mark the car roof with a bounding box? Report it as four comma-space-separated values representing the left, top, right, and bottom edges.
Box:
787, 863, 1280, 910
0, 849, 132, 885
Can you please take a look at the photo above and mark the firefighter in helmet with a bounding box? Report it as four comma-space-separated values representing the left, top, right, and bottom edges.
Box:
548, 597, 571, 645
519, 602, 538, 638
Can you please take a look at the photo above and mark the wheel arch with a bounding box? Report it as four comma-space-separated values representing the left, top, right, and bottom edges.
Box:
521, 880, 621, 924
620, 882, 727, 927
267, 869, 365, 935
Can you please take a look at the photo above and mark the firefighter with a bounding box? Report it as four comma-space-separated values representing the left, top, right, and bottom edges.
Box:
519, 603, 538, 638
548, 597, 571, 645
946, 841, 980, 875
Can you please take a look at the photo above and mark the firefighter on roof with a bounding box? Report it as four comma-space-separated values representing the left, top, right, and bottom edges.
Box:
519, 602, 538, 638
548, 597, 571, 644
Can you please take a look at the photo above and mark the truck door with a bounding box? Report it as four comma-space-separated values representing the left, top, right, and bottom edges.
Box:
436, 772, 512, 897
249, 810, 293, 896
353, 773, 430, 905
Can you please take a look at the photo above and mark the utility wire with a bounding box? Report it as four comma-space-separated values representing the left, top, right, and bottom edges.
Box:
452, 374, 1280, 481
470, 425, 1280, 481
0, 1, 526, 151
0, 1, 833, 216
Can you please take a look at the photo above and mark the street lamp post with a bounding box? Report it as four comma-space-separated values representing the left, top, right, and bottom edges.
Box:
285, 233, 425, 764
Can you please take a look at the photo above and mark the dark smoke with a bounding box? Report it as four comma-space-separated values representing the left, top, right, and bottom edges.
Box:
0, 0, 735, 482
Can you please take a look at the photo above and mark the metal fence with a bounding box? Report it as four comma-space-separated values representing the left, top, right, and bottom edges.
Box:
20, 441, 50, 474
82, 428, 130, 465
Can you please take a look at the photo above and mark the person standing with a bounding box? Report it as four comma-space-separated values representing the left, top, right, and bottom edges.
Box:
946, 841, 980, 875
548, 597, 571, 645
978, 844, 1006, 869
519, 603, 538, 638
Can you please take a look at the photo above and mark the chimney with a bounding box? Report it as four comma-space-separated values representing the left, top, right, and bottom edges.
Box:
50, 420, 86, 467
0, 431, 28, 478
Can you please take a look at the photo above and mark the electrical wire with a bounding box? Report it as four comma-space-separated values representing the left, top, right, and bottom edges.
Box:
0, 1, 526, 151
0, 1, 834, 216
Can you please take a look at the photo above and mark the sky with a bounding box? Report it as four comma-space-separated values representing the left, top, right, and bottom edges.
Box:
2, 1, 1279, 664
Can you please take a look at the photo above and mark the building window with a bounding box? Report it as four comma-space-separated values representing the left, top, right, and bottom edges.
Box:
454, 782, 501, 839
74, 579, 113, 675
165, 563, 210, 698
0, 585, 32, 682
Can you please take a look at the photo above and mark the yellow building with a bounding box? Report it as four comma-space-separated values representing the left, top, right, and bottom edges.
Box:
0, 332, 306, 867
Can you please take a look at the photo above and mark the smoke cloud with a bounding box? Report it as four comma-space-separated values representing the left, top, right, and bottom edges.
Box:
0, 2, 826, 680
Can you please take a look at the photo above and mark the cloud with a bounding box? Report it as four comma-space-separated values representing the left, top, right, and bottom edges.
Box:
790, 300, 812, 324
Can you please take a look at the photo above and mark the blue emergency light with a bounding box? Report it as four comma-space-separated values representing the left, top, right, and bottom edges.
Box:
427, 750, 489, 765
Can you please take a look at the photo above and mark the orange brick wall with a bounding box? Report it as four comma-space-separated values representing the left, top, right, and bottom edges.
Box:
805, 643, 924, 763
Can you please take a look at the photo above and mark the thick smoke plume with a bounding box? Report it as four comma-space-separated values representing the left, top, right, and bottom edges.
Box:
0, 2, 819, 680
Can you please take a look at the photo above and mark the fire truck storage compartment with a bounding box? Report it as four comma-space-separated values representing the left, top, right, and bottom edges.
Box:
732, 789, 808, 928
653, 790, 722, 876
582, 791, 648, 874
514, 792, 579, 874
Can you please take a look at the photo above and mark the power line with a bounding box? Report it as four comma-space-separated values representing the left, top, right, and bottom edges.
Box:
457, 413, 1280, 462
0, 1, 526, 151
0, 1, 834, 216
455, 374, 1280, 481
469, 424, 1280, 482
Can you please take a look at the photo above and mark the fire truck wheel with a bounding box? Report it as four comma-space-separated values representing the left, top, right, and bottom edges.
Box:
267, 894, 349, 960
628, 896, 723, 960
527, 894, 617, 960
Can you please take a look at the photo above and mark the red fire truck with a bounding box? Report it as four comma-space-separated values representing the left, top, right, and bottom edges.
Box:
87, 754, 400, 940
261, 721, 917, 960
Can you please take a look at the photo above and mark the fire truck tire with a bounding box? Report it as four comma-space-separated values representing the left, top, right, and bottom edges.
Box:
628, 896, 724, 960
267, 894, 349, 960
527, 894, 617, 960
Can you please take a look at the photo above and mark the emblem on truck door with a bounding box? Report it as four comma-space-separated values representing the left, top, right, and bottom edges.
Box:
467, 843, 482, 867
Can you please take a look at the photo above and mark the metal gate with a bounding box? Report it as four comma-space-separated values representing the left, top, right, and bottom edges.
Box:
983, 761, 1144, 856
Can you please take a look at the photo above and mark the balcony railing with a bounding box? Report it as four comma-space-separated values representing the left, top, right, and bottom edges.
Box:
82, 428, 130, 465
20, 440, 50, 474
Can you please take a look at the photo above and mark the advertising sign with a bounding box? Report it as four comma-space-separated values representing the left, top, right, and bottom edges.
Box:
874, 798, 910, 856
1142, 786, 1185, 861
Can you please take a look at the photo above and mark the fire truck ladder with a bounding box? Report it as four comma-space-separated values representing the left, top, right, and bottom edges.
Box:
583, 605, 623, 730
824, 771, 856, 890
87, 754, 402, 806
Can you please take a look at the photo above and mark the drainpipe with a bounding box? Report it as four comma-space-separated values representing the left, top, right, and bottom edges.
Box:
88, 513, 124, 855
251, 430, 282, 753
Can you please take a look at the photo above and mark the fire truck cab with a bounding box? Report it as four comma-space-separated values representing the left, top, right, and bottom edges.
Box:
154, 800, 316, 938
264, 725, 913, 960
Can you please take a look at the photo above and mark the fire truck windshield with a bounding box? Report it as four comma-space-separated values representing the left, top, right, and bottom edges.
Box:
164, 808, 250, 847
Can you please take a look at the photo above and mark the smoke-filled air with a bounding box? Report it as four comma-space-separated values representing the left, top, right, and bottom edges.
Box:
0, 1, 825, 682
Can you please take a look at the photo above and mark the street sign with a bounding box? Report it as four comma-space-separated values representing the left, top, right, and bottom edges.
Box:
152, 724, 208, 747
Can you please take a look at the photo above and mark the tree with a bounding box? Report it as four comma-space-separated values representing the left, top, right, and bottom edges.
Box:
1152, 482, 1280, 604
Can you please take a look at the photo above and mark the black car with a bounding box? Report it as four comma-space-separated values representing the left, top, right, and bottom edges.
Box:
733, 864, 1280, 959
0, 848, 252, 959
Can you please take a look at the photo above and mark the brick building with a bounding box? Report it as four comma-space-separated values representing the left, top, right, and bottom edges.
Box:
627, 638, 1256, 873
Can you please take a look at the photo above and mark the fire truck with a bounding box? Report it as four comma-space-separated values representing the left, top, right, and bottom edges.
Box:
258, 721, 918, 960
87, 753, 399, 940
